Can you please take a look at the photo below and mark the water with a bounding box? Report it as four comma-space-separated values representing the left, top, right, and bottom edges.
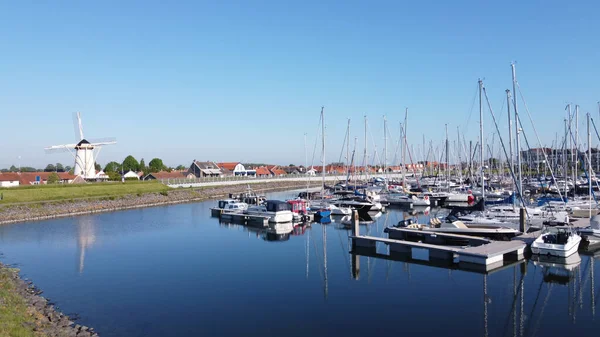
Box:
0, 190, 599, 337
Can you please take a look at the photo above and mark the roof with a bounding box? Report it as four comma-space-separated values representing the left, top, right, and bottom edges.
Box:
193, 161, 221, 170
255, 166, 271, 175
147, 171, 189, 179
269, 166, 287, 175
0, 173, 21, 182
6, 172, 77, 185
217, 162, 241, 171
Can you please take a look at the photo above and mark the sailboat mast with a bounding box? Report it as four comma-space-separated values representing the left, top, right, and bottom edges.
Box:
506, 90, 514, 180
364, 115, 368, 181
403, 108, 408, 189
321, 106, 325, 195
457, 126, 463, 186
479, 79, 485, 200
383, 115, 387, 178
445, 123, 450, 192
575, 105, 579, 191
346, 118, 350, 188
588, 112, 592, 217
511, 63, 522, 203
564, 118, 568, 195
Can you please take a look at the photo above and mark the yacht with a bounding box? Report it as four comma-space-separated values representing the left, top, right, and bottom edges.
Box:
246, 200, 294, 223
211, 199, 248, 216
531, 226, 581, 257
396, 217, 520, 240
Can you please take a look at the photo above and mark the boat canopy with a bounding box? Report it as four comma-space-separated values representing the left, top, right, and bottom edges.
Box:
266, 200, 292, 212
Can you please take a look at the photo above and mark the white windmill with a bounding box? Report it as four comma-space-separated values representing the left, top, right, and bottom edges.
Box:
45, 112, 117, 179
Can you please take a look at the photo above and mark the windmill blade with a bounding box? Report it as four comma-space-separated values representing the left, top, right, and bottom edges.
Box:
44, 144, 77, 154
73, 112, 84, 141
88, 137, 117, 146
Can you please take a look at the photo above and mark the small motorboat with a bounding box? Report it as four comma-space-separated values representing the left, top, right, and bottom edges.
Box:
395, 217, 521, 240
246, 200, 294, 223
531, 226, 581, 257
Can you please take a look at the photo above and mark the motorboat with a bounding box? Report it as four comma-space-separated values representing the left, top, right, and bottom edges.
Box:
211, 199, 249, 216
577, 215, 600, 247
395, 217, 521, 240
531, 226, 581, 257
246, 200, 294, 223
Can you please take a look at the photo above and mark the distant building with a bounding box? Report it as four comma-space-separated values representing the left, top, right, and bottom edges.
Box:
123, 170, 141, 180
0, 173, 20, 187
255, 166, 272, 178
144, 171, 194, 180
268, 165, 287, 176
217, 162, 247, 176
188, 161, 223, 178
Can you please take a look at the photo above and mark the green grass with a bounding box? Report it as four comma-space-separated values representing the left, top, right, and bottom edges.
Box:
0, 268, 40, 337
0, 181, 169, 204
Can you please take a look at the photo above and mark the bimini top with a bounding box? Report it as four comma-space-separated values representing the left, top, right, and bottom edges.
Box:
266, 200, 292, 212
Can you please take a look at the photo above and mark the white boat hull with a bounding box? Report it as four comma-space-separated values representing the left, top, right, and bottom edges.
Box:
531, 235, 581, 257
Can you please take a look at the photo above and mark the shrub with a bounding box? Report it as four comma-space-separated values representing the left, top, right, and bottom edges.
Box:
159, 191, 169, 196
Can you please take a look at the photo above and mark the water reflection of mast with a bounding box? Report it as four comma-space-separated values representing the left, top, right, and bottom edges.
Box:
77, 217, 96, 274
306, 225, 310, 280
592, 256, 596, 318
323, 224, 328, 299
483, 274, 488, 337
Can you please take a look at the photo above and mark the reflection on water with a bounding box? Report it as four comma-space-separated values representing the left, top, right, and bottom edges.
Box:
76, 217, 96, 274
0, 190, 599, 337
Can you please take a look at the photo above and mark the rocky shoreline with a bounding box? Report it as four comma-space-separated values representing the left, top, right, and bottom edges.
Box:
0, 181, 318, 336
0, 181, 318, 225
0, 262, 98, 337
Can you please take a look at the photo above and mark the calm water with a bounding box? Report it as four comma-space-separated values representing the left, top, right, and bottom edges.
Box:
0, 190, 599, 337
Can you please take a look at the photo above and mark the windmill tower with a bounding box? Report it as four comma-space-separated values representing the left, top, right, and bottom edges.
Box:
45, 112, 117, 179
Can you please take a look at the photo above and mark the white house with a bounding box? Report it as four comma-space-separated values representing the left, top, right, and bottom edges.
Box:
0, 173, 20, 187
217, 162, 247, 176
123, 170, 140, 180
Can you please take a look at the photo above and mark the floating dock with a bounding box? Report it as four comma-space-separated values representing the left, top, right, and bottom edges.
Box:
350, 223, 526, 272
217, 210, 270, 227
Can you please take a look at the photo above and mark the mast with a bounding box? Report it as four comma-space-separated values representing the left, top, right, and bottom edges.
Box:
511, 63, 522, 203
304, 132, 309, 198
445, 123, 450, 192
363, 115, 368, 181
589, 112, 592, 217
345, 118, 350, 188
575, 105, 579, 193
457, 126, 463, 186
403, 108, 408, 189
479, 79, 485, 201
564, 118, 568, 196
321, 106, 325, 196
568, 104, 573, 196
383, 115, 387, 179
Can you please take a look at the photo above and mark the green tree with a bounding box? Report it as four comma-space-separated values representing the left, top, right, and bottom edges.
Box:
56, 163, 65, 172
65, 165, 72, 172
47, 172, 60, 184
122, 155, 140, 172
94, 163, 102, 172
139, 158, 146, 173
44, 164, 56, 172
104, 161, 121, 173
107, 171, 121, 181
9, 165, 17, 172
175, 164, 187, 170
148, 158, 165, 173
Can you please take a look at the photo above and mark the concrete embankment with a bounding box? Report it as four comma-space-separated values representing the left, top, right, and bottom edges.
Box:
0, 181, 318, 225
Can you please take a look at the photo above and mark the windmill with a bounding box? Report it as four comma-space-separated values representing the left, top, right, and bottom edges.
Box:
45, 112, 117, 179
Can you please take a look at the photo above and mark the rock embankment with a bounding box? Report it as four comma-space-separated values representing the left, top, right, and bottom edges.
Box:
0, 181, 318, 225
1, 262, 98, 337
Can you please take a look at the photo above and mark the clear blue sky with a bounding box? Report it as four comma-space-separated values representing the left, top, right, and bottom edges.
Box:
1, 1, 599, 169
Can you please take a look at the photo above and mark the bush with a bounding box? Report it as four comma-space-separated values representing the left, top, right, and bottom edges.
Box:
47, 173, 60, 184
159, 191, 169, 196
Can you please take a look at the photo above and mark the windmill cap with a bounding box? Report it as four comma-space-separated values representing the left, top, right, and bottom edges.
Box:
76, 139, 92, 146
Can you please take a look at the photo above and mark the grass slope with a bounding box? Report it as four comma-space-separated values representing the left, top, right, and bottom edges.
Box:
0, 268, 39, 337
0, 181, 169, 204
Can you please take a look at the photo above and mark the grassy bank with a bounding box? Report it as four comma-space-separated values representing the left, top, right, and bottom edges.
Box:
0, 181, 169, 204
0, 267, 39, 337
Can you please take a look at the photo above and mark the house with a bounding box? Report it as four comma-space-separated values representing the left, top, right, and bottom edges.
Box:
306, 167, 317, 175
123, 170, 141, 180
217, 162, 247, 176
94, 170, 109, 181
18, 172, 79, 185
284, 166, 301, 175
0, 173, 21, 187
268, 165, 287, 176
144, 171, 194, 180
255, 166, 272, 178
188, 161, 223, 178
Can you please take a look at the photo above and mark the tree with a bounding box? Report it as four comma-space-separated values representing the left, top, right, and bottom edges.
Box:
95, 163, 102, 172
104, 161, 121, 173
47, 172, 60, 184
148, 158, 166, 173
56, 163, 65, 172
139, 158, 146, 173
175, 165, 187, 170
65, 165, 72, 172
44, 164, 56, 172
107, 171, 121, 181
9, 165, 17, 172
122, 155, 140, 173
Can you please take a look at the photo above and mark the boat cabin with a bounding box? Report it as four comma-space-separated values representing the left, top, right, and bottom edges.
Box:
266, 200, 292, 213
217, 199, 237, 209
287, 199, 308, 214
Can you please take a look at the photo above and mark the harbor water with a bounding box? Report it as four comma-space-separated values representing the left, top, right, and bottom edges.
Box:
0, 190, 598, 337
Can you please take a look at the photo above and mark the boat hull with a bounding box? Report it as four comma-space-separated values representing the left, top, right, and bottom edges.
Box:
531, 236, 581, 257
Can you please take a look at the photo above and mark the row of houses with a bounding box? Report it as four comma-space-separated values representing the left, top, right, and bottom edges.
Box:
0, 172, 82, 187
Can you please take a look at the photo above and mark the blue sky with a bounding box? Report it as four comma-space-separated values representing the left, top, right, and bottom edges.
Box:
1, 1, 599, 169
